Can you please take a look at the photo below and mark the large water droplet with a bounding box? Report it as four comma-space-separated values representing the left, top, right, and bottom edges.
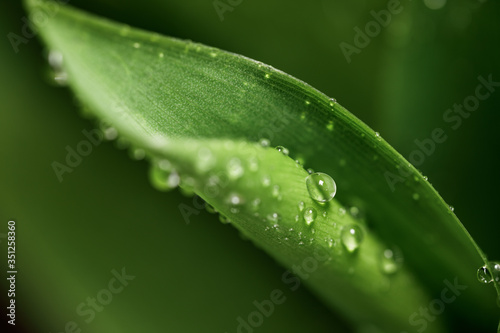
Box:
303, 207, 317, 226
227, 158, 244, 180
477, 262, 500, 284
380, 247, 404, 275
306, 172, 337, 203
341, 224, 364, 253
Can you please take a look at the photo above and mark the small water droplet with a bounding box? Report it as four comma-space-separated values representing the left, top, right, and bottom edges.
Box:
338, 207, 346, 216
423, 175, 429, 181
303, 207, 317, 226
103, 126, 118, 141
341, 224, 364, 253
250, 198, 261, 211
300, 112, 306, 120
267, 212, 281, 223
275, 146, 289, 156
133, 42, 141, 49
228, 193, 243, 206
306, 168, 314, 174
272, 185, 281, 199
149, 161, 180, 191
298, 201, 305, 212
449, 205, 455, 212
322, 211, 327, 218
294, 214, 300, 222
305, 100, 311, 105
219, 215, 231, 224
329, 98, 337, 106
159, 52, 164, 58
326, 121, 334, 131
327, 238, 335, 248
375, 132, 382, 141
261, 175, 271, 187
196, 147, 216, 172
227, 158, 244, 180
265, 73, 271, 79
380, 247, 404, 275
131, 148, 146, 160
298, 241, 304, 246
209, 51, 217, 58
412, 193, 420, 201
248, 156, 259, 172
205, 204, 217, 214
259, 138, 270, 147
306, 172, 337, 203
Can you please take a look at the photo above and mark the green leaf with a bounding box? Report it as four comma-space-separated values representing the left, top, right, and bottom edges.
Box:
25, 0, 499, 331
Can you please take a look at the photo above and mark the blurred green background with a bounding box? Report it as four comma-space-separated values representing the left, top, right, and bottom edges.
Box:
1, 0, 499, 332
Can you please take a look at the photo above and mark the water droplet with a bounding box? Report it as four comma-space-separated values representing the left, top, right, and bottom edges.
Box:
48, 50, 63, 70
267, 212, 281, 223
329, 98, 337, 106
423, 175, 429, 181
305, 100, 311, 105
298, 241, 304, 246
300, 112, 306, 120
322, 211, 327, 218
294, 214, 300, 222
133, 42, 141, 49
326, 121, 334, 131
159, 52, 164, 58
205, 204, 217, 214
327, 238, 335, 248
149, 161, 180, 191
209, 51, 218, 58
449, 205, 455, 212
298, 201, 305, 212
131, 148, 146, 160
341, 224, 364, 253
306, 172, 337, 203
261, 175, 271, 187
227, 158, 244, 180
338, 207, 346, 216
264, 73, 271, 79
375, 132, 382, 141
196, 147, 216, 172
412, 193, 420, 200
349, 206, 360, 218
228, 193, 243, 206
303, 207, 317, 226
306, 168, 314, 174
248, 157, 259, 172
272, 185, 281, 199
275, 146, 289, 156
103, 126, 118, 141
259, 138, 270, 147
380, 247, 404, 275
477, 262, 500, 284
250, 198, 261, 211
219, 215, 230, 224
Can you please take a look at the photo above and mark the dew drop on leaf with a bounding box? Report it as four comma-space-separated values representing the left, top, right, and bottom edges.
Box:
267, 212, 281, 223
380, 247, 404, 275
149, 161, 180, 191
306, 172, 337, 203
259, 138, 270, 147
341, 224, 364, 253
298, 201, 305, 212
275, 146, 289, 156
227, 158, 244, 180
303, 207, 317, 226
477, 262, 500, 284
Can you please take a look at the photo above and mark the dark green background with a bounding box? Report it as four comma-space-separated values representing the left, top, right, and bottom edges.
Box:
1, 0, 498, 332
